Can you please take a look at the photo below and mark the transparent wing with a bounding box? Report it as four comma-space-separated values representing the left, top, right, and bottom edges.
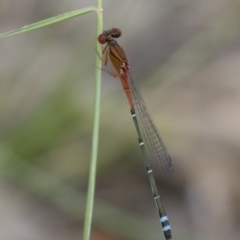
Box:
128, 73, 174, 174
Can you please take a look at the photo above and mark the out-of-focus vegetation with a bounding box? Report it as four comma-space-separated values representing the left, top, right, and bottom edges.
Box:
1, 0, 240, 240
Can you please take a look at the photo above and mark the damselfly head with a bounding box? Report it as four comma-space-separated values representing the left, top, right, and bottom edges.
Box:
98, 28, 122, 44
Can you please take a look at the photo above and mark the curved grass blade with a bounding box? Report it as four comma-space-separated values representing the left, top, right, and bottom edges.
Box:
0, 6, 96, 38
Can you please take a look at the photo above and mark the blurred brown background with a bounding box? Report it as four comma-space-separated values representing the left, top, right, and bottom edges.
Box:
1, 0, 240, 239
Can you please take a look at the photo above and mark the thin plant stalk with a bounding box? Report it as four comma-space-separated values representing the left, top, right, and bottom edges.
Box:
0, 3, 103, 239
82, 2, 103, 240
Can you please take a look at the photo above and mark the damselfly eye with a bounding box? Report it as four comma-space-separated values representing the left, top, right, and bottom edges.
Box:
111, 28, 122, 38
98, 34, 106, 44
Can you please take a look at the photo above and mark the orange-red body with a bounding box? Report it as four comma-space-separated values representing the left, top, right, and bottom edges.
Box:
98, 29, 133, 107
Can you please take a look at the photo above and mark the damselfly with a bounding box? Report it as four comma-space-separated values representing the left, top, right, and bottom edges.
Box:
98, 28, 173, 240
